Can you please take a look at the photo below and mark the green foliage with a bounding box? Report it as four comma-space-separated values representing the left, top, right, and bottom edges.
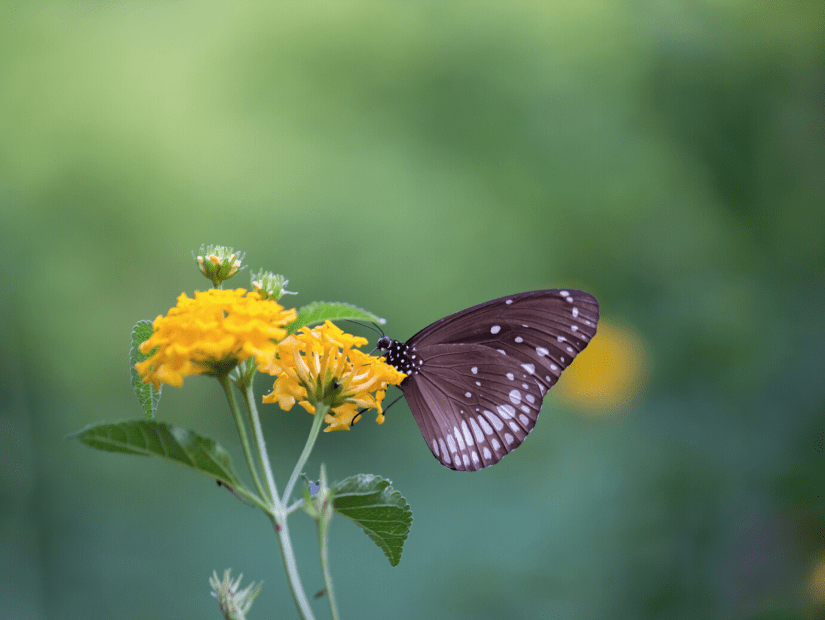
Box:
129, 321, 161, 419
332, 474, 413, 567
287, 301, 385, 334
68, 420, 244, 491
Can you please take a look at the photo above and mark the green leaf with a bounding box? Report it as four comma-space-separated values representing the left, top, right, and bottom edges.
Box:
68, 419, 244, 489
332, 474, 413, 567
287, 301, 385, 334
130, 320, 161, 419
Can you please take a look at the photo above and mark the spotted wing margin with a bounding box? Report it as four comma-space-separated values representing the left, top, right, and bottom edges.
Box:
407, 289, 599, 396
400, 343, 544, 471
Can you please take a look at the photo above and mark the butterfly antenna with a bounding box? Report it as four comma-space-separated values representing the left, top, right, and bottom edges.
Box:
350, 394, 405, 427
343, 319, 385, 339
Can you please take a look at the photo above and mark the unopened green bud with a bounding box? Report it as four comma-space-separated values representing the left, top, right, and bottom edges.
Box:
195, 245, 245, 287
251, 270, 296, 301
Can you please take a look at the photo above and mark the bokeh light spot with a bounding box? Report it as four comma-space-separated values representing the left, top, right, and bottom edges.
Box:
556, 319, 648, 413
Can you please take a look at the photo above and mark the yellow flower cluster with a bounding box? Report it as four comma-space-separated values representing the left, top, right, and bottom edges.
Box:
136, 289, 296, 389
261, 321, 407, 431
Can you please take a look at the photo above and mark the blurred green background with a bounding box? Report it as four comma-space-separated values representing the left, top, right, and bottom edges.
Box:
2, 2, 823, 619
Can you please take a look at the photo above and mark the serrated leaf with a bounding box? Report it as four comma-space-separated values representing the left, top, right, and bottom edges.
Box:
287, 302, 385, 334
68, 420, 243, 489
332, 474, 412, 567
130, 320, 161, 419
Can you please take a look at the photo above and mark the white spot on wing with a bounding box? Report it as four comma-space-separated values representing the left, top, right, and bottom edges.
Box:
446, 434, 457, 453
471, 367, 478, 374
506, 372, 514, 380
471, 451, 479, 465
439, 438, 448, 460
470, 418, 484, 442
462, 454, 470, 468
483, 446, 492, 459
536, 346, 549, 357
465, 392, 472, 398
519, 413, 530, 425
432, 439, 439, 456
560, 290, 569, 296
482, 410, 504, 431
521, 363, 535, 374
550, 364, 559, 371
505, 299, 513, 304
454, 426, 465, 450
477, 415, 493, 435
572, 307, 579, 317
497, 349, 506, 355
505, 433, 515, 445
497, 404, 516, 419
509, 389, 522, 405
490, 325, 501, 334
526, 394, 536, 404
491, 437, 501, 451
461, 420, 474, 446
515, 336, 523, 343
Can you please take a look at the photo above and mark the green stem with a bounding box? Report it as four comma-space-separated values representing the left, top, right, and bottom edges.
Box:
243, 383, 316, 620
219, 375, 270, 506
272, 514, 316, 620
318, 522, 338, 620
282, 404, 328, 504
240, 382, 280, 505
286, 498, 306, 515
317, 504, 339, 620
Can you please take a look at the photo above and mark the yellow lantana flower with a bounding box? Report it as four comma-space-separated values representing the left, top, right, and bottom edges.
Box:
136, 288, 297, 389
262, 321, 406, 431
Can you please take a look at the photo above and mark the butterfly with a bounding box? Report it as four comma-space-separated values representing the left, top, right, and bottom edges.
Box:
376, 289, 599, 471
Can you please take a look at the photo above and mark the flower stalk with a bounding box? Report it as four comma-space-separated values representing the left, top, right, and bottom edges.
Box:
220, 374, 270, 507
284, 402, 328, 505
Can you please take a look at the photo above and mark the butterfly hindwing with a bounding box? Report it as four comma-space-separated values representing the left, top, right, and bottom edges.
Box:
400, 343, 544, 471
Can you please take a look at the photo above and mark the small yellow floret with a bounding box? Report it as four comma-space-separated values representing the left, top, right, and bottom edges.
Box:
135, 288, 296, 389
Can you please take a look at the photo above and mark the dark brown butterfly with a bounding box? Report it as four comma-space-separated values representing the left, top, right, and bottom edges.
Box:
376, 290, 599, 471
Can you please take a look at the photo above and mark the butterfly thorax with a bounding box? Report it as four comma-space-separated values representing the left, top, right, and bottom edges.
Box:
376, 336, 420, 379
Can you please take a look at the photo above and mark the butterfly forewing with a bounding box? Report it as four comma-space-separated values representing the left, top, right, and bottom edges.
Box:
409, 290, 598, 395
402, 344, 544, 470
380, 289, 599, 471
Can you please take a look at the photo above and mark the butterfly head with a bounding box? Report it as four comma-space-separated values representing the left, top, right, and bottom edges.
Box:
376, 336, 392, 351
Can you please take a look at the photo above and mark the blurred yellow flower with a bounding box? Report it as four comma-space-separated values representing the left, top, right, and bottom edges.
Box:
810, 555, 825, 605
262, 321, 406, 431
135, 289, 296, 389
556, 319, 648, 412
